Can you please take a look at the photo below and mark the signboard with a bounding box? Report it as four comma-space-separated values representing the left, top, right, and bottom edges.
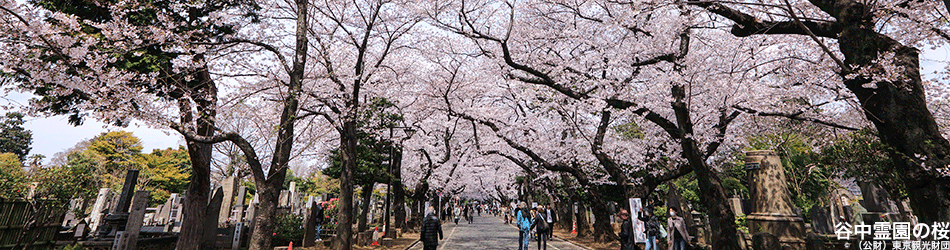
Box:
629, 198, 647, 243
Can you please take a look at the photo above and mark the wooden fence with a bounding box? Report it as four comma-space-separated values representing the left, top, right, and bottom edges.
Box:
0, 200, 68, 250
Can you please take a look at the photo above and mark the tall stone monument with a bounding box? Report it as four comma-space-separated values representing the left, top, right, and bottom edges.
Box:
98, 170, 139, 238
744, 150, 804, 250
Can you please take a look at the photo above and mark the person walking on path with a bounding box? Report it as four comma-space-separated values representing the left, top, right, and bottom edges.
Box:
666, 207, 691, 250
454, 205, 462, 225
544, 205, 557, 239
532, 206, 549, 250
420, 206, 443, 250
314, 201, 325, 241
517, 202, 532, 250
639, 207, 660, 250
618, 209, 640, 250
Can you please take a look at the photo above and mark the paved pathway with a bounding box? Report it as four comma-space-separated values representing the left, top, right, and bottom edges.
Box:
409, 215, 585, 250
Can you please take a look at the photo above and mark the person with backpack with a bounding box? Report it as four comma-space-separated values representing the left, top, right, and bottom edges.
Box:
639, 207, 660, 250
516, 202, 532, 250
532, 205, 549, 250
420, 206, 443, 250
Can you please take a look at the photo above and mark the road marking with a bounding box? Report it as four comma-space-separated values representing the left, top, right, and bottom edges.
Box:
437, 223, 458, 250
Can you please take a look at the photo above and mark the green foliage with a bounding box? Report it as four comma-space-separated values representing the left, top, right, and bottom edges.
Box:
0, 153, 28, 199
60, 131, 190, 206
57, 243, 86, 250
611, 121, 645, 140
142, 146, 191, 205
33, 160, 98, 202
0, 112, 32, 161
816, 129, 901, 196
324, 97, 404, 186
271, 213, 304, 247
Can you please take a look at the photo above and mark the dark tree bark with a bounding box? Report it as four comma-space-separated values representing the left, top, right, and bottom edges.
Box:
358, 183, 373, 232
694, 0, 950, 224
335, 120, 359, 249
669, 84, 742, 250
393, 147, 407, 231
573, 197, 592, 239
176, 63, 215, 250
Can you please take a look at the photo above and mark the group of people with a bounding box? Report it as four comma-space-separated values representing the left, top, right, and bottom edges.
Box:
451, 204, 477, 224
619, 206, 692, 250
514, 202, 557, 250
420, 201, 692, 250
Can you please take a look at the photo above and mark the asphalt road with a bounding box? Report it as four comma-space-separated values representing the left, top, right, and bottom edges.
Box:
409, 215, 585, 250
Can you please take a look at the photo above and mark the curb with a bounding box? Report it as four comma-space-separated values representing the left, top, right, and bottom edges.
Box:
551, 234, 594, 250
404, 239, 420, 250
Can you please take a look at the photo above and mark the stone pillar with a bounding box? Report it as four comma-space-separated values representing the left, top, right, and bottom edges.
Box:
745, 150, 804, 250
233, 186, 247, 222
99, 170, 139, 238
114, 190, 149, 250
203, 187, 224, 248
303, 203, 319, 247
219, 176, 238, 225
89, 188, 112, 233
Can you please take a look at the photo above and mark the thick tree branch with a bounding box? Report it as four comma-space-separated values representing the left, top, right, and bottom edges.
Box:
688, 1, 840, 38
170, 124, 266, 182
704, 109, 742, 159
732, 104, 860, 131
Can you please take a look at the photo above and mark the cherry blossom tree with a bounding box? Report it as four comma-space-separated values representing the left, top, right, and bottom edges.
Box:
690, 0, 950, 223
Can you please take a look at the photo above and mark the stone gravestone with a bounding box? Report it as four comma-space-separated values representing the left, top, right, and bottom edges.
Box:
752, 232, 781, 250
62, 198, 84, 227
203, 186, 224, 248
303, 201, 320, 247
279, 190, 291, 208
89, 188, 112, 233
857, 181, 901, 224
218, 177, 238, 226
809, 204, 833, 235
232, 186, 247, 222
728, 197, 744, 215
745, 150, 805, 250
246, 195, 259, 237
113, 190, 149, 250
99, 170, 139, 238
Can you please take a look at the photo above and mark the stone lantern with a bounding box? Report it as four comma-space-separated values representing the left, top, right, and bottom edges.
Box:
745, 150, 805, 250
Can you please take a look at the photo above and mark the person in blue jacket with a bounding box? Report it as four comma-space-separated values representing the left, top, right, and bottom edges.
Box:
517, 202, 533, 250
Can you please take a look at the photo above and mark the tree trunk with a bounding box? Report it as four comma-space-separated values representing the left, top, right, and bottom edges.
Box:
588, 193, 618, 243
671, 85, 742, 250
555, 197, 572, 231
358, 183, 373, 232
393, 148, 407, 231
833, 7, 950, 223
176, 64, 215, 250
335, 120, 358, 250
247, 0, 305, 246
574, 198, 591, 239
248, 175, 283, 249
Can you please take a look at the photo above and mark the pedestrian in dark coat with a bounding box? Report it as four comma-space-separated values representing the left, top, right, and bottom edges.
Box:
314, 202, 325, 241
532, 206, 549, 250
618, 209, 640, 250
639, 208, 660, 250
421, 206, 443, 250
544, 205, 557, 238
